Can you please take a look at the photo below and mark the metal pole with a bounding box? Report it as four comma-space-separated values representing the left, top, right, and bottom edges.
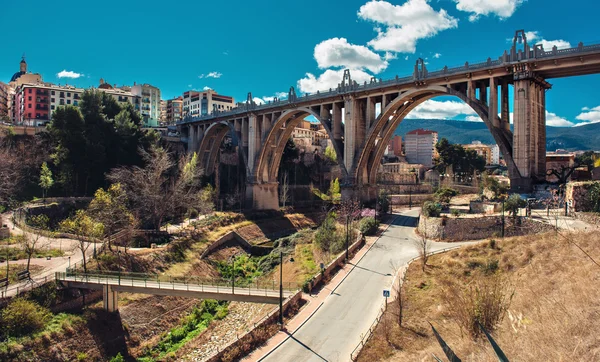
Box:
68, 257, 71, 269
279, 251, 283, 326
345, 214, 349, 260
118, 251, 121, 285
375, 187, 378, 222
409, 188, 412, 210
231, 256, 235, 294
501, 200, 505, 238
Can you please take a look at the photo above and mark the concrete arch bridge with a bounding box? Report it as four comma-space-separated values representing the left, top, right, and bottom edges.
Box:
179, 30, 600, 209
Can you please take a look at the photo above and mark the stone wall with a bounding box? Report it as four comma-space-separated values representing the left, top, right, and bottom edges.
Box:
566, 181, 599, 212
417, 216, 444, 239
469, 201, 502, 214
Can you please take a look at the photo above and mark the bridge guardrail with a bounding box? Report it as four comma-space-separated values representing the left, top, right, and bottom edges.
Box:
57, 266, 300, 292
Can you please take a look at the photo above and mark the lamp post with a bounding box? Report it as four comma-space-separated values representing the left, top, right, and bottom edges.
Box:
278, 250, 283, 326
117, 250, 121, 285
501, 199, 505, 238
231, 256, 236, 294
345, 214, 349, 261
409, 187, 412, 210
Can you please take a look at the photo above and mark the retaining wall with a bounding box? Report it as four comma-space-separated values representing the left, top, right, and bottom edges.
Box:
566, 181, 599, 212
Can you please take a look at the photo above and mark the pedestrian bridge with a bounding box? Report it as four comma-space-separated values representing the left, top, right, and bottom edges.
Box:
55, 270, 298, 312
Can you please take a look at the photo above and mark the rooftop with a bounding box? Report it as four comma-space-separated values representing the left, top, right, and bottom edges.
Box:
406, 129, 438, 135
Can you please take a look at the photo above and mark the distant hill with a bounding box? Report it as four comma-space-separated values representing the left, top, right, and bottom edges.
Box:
393, 119, 600, 151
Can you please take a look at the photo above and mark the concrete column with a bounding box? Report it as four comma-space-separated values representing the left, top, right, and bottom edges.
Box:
333, 102, 342, 140
188, 125, 196, 152
196, 125, 204, 150
234, 118, 242, 142
103, 285, 118, 312
241, 117, 249, 148
538, 86, 547, 178
343, 97, 355, 172
467, 79, 475, 100
513, 79, 531, 182
320, 104, 331, 123
366, 97, 376, 131
501, 80, 510, 130
262, 114, 271, 141
245, 182, 279, 210
489, 77, 498, 127
479, 82, 487, 105
248, 115, 260, 172
354, 98, 366, 149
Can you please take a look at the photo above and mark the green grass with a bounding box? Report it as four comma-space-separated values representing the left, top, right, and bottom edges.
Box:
137, 300, 228, 361
0, 247, 64, 262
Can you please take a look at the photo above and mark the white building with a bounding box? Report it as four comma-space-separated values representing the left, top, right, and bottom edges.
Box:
131, 83, 161, 127
182, 89, 235, 118
404, 129, 438, 167
490, 144, 500, 164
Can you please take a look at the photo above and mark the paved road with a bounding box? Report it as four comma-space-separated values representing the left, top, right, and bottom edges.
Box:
262, 210, 469, 362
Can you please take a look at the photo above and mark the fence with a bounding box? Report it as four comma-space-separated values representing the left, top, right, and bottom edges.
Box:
349, 245, 463, 361
0, 275, 54, 300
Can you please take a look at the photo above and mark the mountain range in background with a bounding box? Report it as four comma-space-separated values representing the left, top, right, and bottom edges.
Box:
394, 119, 600, 151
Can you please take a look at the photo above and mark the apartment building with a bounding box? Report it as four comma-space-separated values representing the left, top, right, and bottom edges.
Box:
166, 96, 183, 124
463, 141, 493, 164
404, 129, 438, 167
131, 83, 161, 127
0, 82, 10, 120
182, 89, 234, 118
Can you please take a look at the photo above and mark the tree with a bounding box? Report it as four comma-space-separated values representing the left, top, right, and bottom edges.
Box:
108, 147, 213, 230
422, 201, 442, 217
280, 171, 290, 208
0, 298, 51, 338
505, 194, 527, 222
59, 210, 104, 273
328, 178, 341, 202
435, 138, 486, 179
575, 151, 596, 171
415, 218, 430, 271
88, 183, 135, 251
434, 187, 459, 203
314, 212, 343, 254
481, 174, 509, 201
38, 162, 53, 199
19, 214, 50, 271
324, 145, 337, 164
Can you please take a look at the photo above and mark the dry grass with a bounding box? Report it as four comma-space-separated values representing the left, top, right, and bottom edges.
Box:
358, 230, 600, 361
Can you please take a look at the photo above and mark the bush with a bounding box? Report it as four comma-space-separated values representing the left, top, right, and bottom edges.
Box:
315, 212, 344, 253
0, 298, 51, 337
451, 209, 461, 218
422, 201, 442, 217
110, 353, 125, 362
358, 217, 379, 236
434, 187, 459, 203
443, 275, 513, 339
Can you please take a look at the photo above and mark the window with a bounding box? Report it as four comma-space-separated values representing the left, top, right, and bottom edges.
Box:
74, 101, 78, 106
51, 98, 55, 102
67, 100, 71, 105
28, 96, 32, 101
51, 91, 55, 95
51, 105, 55, 110
28, 89, 32, 94
28, 104, 31, 108
67, 92, 71, 97
60, 99, 64, 105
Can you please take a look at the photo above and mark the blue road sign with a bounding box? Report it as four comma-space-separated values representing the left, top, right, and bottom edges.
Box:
383, 290, 390, 298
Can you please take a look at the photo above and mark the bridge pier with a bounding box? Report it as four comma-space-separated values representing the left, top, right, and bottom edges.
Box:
103, 285, 118, 312
245, 182, 279, 210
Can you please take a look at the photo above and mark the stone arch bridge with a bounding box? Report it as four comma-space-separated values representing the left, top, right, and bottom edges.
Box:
178, 30, 600, 209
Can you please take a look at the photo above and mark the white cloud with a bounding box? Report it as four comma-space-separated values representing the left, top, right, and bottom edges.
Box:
253, 97, 265, 105
404, 55, 409, 61
433, 53, 442, 58
409, 100, 477, 119
297, 69, 373, 94
525, 31, 571, 50
575, 105, 600, 126
203, 86, 212, 91
198, 71, 222, 79
455, 0, 523, 21
465, 115, 483, 122
275, 92, 288, 99
358, 0, 458, 53
546, 110, 574, 127
188, 84, 192, 88
314, 37, 388, 73
56, 70, 83, 79
251, 92, 289, 105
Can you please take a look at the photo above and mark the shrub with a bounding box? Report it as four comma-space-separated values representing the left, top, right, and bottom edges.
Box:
505, 194, 527, 219
451, 209, 461, 218
77, 352, 88, 361
314, 212, 343, 253
110, 353, 125, 362
0, 298, 51, 337
443, 275, 514, 339
358, 217, 379, 236
422, 201, 442, 217
434, 187, 459, 203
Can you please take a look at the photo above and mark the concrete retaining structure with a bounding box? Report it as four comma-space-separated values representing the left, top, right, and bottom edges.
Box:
566, 181, 599, 212
200, 231, 272, 259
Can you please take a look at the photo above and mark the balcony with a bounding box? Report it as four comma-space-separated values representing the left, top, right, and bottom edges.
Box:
35, 105, 49, 110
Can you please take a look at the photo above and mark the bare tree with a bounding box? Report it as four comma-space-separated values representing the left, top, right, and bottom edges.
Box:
280, 171, 290, 208
0, 146, 23, 206
389, 260, 405, 327
108, 148, 213, 231
414, 218, 430, 271
18, 215, 50, 271
88, 183, 134, 251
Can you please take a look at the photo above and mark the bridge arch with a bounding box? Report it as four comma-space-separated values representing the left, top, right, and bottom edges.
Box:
198, 121, 249, 177
252, 107, 347, 184
352, 85, 517, 186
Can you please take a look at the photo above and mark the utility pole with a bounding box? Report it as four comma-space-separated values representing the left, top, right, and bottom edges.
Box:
278, 251, 283, 326
501, 199, 505, 238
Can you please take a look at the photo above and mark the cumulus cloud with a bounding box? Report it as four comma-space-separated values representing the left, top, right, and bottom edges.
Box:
314, 37, 388, 73
455, 0, 523, 21
56, 70, 83, 79
198, 71, 222, 79
575, 105, 600, 126
546, 110, 574, 127
297, 69, 373, 94
358, 0, 458, 53
433, 53, 442, 58
525, 31, 571, 50
465, 115, 483, 122
249, 92, 289, 105
408, 100, 477, 119
203, 86, 212, 91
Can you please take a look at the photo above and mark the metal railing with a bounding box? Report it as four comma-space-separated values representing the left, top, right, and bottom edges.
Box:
1, 275, 53, 299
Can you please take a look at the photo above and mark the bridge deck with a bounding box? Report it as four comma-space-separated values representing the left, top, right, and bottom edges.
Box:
56, 272, 297, 304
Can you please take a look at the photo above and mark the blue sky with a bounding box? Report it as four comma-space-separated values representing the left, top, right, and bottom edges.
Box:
2, 0, 600, 127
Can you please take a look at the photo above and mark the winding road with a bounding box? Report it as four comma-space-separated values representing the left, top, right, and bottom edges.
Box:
261, 209, 470, 362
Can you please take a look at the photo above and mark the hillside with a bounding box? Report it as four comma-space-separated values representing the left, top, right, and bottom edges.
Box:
393, 119, 600, 151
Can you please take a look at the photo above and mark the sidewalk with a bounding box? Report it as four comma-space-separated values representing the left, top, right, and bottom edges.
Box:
241, 213, 401, 362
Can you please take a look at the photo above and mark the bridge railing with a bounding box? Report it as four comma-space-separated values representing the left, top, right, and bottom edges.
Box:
57, 267, 299, 292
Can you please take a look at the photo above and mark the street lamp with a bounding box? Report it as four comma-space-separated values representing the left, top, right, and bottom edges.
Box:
117, 250, 121, 285
409, 187, 412, 210
231, 256, 236, 294
279, 251, 283, 325
345, 214, 350, 261
501, 199, 505, 238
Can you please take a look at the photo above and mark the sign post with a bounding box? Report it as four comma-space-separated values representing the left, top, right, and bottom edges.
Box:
383, 289, 390, 305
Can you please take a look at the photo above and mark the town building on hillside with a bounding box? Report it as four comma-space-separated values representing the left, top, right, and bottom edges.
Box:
166, 97, 183, 124
291, 120, 331, 155
0, 82, 10, 121
182, 89, 235, 118
159, 100, 167, 124
404, 129, 438, 167
463, 141, 493, 164
385, 135, 402, 157
130, 83, 161, 127
490, 144, 500, 164
8, 56, 42, 88
546, 151, 576, 182
377, 162, 423, 184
